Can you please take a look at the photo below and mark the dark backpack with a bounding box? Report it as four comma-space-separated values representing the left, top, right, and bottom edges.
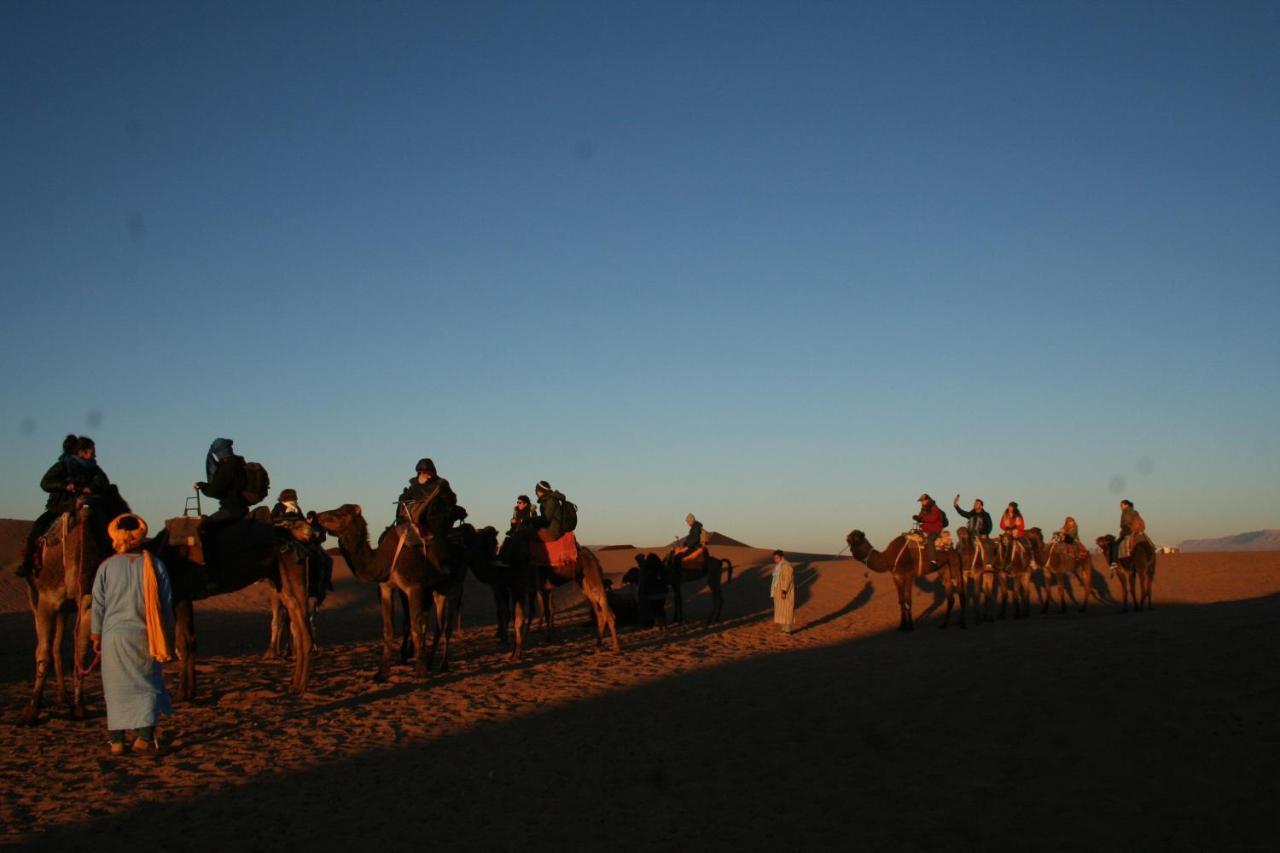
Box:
939, 509, 949, 529
242, 461, 270, 506
557, 492, 578, 533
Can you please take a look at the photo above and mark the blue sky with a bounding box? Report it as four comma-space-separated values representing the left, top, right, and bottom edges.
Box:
2, 1, 1277, 552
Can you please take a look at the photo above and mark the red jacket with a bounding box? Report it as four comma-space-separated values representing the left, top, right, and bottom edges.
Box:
915, 503, 946, 534
1001, 513, 1026, 538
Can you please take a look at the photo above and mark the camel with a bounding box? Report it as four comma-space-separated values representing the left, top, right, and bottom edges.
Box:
955, 527, 998, 622
19, 495, 119, 725
1096, 534, 1156, 612
996, 533, 1035, 619
314, 504, 468, 680
1026, 528, 1093, 614
528, 535, 620, 654
475, 528, 542, 659
845, 529, 964, 631
156, 516, 313, 698
664, 548, 733, 623
262, 520, 331, 660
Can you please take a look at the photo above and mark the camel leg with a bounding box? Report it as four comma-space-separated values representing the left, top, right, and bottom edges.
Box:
22, 602, 58, 725
671, 582, 684, 625
939, 584, 953, 629
509, 595, 524, 662
540, 588, 555, 643
1078, 563, 1092, 613
409, 591, 430, 679
174, 598, 197, 702
375, 584, 396, 681
493, 587, 510, 645
51, 609, 67, 708
896, 574, 913, 632
264, 592, 285, 660
280, 567, 312, 694
590, 583, 619, 652
1041, 572, 1053, 615
428, 590, 456, 674
71, 595, 93, 718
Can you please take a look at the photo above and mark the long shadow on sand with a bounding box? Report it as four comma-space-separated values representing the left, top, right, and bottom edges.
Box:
14, 593, 1279, 852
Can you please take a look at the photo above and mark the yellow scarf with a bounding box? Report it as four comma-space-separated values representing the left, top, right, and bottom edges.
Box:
141, 550, 173, 663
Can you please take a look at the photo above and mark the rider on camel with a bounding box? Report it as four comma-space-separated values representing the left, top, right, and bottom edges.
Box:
953, 494, 993, 566
533, 480, 565, 542
912, 493, 947, 571
1109, 499, 1145, 566
669, 513, 705, 577
18, 435, 114, 577
398, 458, 457, 566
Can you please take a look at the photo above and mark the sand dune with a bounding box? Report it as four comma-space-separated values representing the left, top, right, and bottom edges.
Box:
3, 525, 1279, 850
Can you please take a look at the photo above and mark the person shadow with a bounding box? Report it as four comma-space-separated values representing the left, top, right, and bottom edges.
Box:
791, 579, 873, 635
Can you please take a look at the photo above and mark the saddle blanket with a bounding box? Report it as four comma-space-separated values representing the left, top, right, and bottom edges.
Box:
529, 531, 579, 569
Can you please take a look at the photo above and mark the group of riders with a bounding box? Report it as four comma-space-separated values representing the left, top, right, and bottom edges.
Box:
15, 435, 584, 588
910, 492, 1148, 572
16, 435, 1149, 595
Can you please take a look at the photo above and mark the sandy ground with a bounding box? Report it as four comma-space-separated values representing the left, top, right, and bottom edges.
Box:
2, 518, 1278, 851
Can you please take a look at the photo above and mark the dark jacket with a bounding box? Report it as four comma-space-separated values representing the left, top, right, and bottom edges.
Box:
682, 521, 704, 550
509, 505, 537, 535
953, 504, 992, 537
537, 491, 564, 540
201, 454, 249, 515
41, 455, 111, 514
399, 475, 457, 531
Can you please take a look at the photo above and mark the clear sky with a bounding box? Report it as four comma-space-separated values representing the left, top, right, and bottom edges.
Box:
2, 1, 1277, 552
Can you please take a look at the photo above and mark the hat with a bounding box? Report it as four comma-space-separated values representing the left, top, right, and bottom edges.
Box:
535, 480, 552, 494
278, 488, 298, 503
917, 493, 932, 503
415, 458, 436, 474
108, 514, 149, 553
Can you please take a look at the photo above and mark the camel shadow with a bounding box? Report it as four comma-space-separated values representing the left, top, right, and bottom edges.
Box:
793, 580, 873, 635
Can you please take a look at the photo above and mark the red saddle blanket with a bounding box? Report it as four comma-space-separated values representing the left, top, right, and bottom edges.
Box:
529, 531, 579, 569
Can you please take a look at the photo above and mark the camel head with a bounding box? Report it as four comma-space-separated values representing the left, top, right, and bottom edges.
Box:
956, 527, 972, 546
1096, 534, 1115, 552
846, 530, 869, 556
315, 504, 364, 537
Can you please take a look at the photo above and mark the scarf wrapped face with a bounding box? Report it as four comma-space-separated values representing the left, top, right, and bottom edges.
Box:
108, 514, 149, 553
206, 438, 234, 481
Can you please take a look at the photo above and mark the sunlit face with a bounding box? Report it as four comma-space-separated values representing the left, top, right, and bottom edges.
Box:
78, 447, 95, 460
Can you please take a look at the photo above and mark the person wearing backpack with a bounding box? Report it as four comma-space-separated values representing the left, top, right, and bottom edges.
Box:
912, 493, 949, 572
194, 438, 250, 565
533, 480, 575, 542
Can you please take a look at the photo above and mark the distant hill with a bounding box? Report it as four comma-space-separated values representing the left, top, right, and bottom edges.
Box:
1178, 529, 1280, 553
706, 531, 750, 548
597, 544, 636, 551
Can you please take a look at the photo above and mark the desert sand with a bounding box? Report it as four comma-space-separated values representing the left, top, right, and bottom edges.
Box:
2, 518, 1278, 851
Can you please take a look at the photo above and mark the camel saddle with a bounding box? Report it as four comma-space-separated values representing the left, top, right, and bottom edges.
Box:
528, 531, 579, 570
165, 516, 206, 565
1117, 532, 1151, 560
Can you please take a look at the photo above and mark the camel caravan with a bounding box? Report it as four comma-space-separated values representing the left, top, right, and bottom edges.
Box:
846, 494, 1157, 632
13, 437, 1157, 725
